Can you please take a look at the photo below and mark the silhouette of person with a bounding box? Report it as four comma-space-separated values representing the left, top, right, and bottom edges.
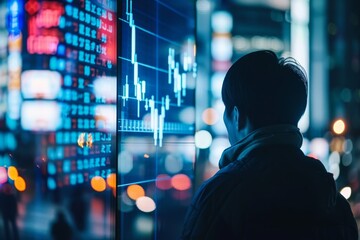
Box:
0, 182, 19, 240
50, 210, 73, 240
181, 50, 358, 239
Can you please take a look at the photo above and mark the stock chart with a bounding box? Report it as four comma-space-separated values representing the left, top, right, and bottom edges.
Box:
118, 0, 196, 239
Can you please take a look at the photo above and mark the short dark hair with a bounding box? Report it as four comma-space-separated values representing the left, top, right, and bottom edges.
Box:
221, 50, 308, 129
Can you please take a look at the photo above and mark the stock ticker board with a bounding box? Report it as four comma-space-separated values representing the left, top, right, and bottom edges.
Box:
26, 0, 117, 189
2, 0, 117, 189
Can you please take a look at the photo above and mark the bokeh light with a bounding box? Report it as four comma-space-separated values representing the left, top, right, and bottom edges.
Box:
340, 186, 352, 199
202, 108, 219, 125
179, 107, 195, 124
211, 72, 225, 98
136, 196, 156, 213
0, 167, 7, 184
211, 36, 233, 61
309, 138, 329, 160
332, 119, 346, 135
329, 151, 341, 165
91, 176, 106, 192
195, 130, 212, 149
135, 216, 154, 234
14, 176, 26, 192
127, 184, 145, 200
329, 164, 340, 180
164, 154, 183, 173
328, 151, 341, 180
330, 136, 346, 152
211, 11, 233, 33
171, 174, 191, 191
156, 174, 172, 190
106, 173, 116, 188
7, 166, 18, 180
118, 151, 134, 174
343, 139, 353, 153
209, 137, 230, 167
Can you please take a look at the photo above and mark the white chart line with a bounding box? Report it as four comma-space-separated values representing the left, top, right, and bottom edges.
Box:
118, 56, 168, 73
117, 176, 172, 187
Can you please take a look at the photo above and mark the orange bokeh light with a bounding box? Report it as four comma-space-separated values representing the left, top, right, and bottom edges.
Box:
8, 166, 18, 180
202, 108, 219, 125
127, 184, 145, 200
14, 176, 26, 192
171, 174, 191, 191
106, 173, 116, 188
91, 176, 106, 192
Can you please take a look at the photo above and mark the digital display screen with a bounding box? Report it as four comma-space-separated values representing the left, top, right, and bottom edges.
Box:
0, 0, 116, 239
118, 0, 196, 239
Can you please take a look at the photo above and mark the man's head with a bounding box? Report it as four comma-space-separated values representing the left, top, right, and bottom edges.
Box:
221, 50, 308, 144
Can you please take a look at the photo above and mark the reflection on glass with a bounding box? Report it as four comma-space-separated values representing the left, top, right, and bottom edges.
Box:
118, 0, 196, 239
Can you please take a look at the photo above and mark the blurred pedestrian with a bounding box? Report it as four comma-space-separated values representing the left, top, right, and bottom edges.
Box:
0, 182, 19, 240
50, 210, 73, 240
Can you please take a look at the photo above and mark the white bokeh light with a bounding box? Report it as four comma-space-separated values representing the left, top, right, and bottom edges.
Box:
209, 137, 230, 167
211, 72, 226, 98
340, 186, 352, 200
118, 151, 133, 174
136, 196, 156, 213
164, 154, 183, 174
211, 36, 233, 61
195, 130, 212, 149
309, 138, 329, 160
211, 11, 233, 33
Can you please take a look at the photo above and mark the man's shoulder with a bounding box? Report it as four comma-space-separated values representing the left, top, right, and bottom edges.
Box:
192, 160, 251, 208
181, 163, 248, 239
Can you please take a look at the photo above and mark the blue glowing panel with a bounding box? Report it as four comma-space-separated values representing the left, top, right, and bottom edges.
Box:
119, 0, 196, 146
118, 1, 196, 239
21, 0, 117, 189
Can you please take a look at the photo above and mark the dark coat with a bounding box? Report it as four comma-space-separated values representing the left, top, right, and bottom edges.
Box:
181, 145, 358, 240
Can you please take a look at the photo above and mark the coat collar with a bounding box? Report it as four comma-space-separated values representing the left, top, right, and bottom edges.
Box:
219, 124, 303, 169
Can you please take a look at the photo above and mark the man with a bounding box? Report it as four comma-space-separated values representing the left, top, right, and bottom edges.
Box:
181, 50, 358, 239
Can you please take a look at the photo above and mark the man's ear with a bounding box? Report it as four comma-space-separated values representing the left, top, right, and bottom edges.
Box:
233, 106, 245, 130
233, 106, 239, 130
